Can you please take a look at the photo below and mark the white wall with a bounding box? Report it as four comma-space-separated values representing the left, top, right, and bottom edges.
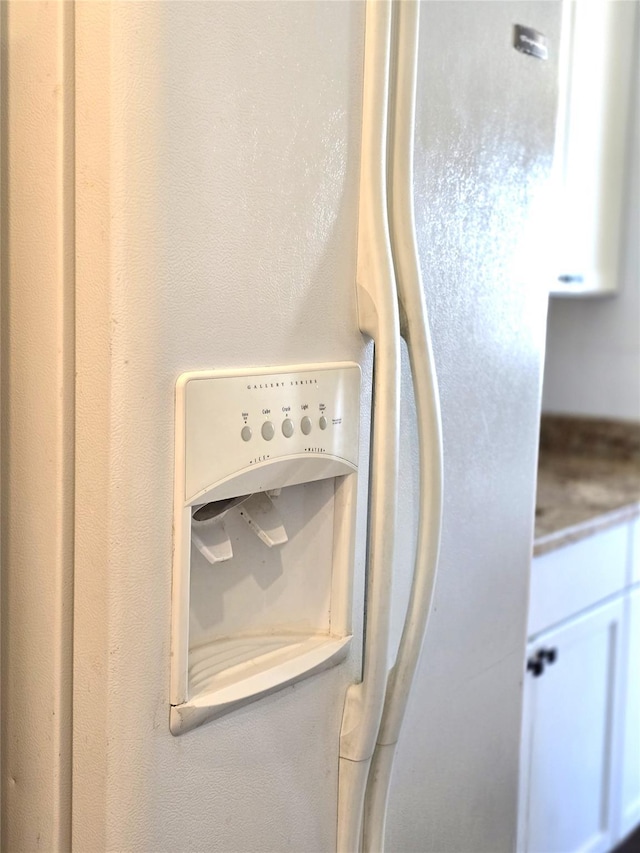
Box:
542, 19, 640, 422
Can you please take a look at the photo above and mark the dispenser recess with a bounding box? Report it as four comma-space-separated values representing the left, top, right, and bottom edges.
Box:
170, 362, 360, 734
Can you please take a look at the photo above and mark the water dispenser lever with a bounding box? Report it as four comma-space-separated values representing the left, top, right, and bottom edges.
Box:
238, 492, 288, 548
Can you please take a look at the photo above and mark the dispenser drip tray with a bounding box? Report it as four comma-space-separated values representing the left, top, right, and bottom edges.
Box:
170, 633, 350, 734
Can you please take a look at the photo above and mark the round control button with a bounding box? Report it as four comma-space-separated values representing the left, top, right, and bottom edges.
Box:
319, 415, 328, 430
282, 418, 294, 438
261, 421, 275, 441
301, 416, 312, 435
241, 425, 252, 442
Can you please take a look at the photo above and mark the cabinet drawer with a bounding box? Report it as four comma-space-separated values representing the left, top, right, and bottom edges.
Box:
528, 524, 628, 637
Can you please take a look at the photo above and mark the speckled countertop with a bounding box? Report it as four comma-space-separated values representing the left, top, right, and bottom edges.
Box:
534, 416, 640, 556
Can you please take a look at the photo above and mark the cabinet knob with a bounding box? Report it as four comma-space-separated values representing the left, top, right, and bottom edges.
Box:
526, 647, 558, 677
527, 657, 544, 677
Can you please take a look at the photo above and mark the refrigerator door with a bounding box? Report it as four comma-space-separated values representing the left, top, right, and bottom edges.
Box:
71, 4, 370, 851
384, 2, 561, 851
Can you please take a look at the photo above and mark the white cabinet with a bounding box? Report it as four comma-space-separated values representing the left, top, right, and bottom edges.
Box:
631, 519, 640, 587
520, 515, 640, 851
551, 0, 637, 296
520, 598, 624, 853
619, 587, 640, 840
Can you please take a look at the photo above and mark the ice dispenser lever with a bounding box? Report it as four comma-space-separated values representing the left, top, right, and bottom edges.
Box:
190, 496, 245, 565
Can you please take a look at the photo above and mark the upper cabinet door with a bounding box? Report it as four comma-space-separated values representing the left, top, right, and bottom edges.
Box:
551, 0, 637, 297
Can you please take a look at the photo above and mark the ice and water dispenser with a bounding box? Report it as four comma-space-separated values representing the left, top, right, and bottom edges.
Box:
170, 362, 360, 734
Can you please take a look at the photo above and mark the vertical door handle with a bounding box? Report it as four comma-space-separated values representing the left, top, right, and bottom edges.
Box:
363, 2, 444, 851
337, 2, 401, 851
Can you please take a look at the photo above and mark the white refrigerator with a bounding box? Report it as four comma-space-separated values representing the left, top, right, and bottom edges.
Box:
1, 1, 561, 851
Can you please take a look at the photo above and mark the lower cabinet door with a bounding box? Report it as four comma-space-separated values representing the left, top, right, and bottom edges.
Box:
618, 587, 640, 840
520, 597, 624, 853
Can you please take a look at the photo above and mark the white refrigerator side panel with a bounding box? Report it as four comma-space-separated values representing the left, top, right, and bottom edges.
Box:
74, 3, 368, 851
386, 3, 561, 851
1, 4, 74, 850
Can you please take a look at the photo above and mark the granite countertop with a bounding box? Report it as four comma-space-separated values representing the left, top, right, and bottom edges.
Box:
534, 416, 640, 557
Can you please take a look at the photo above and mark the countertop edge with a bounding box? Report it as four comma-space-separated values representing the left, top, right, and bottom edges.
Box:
533, 500, 640, 558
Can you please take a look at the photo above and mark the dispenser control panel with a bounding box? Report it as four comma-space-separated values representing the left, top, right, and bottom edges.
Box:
178, 362, 361, 502
171, 360, 360, 731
